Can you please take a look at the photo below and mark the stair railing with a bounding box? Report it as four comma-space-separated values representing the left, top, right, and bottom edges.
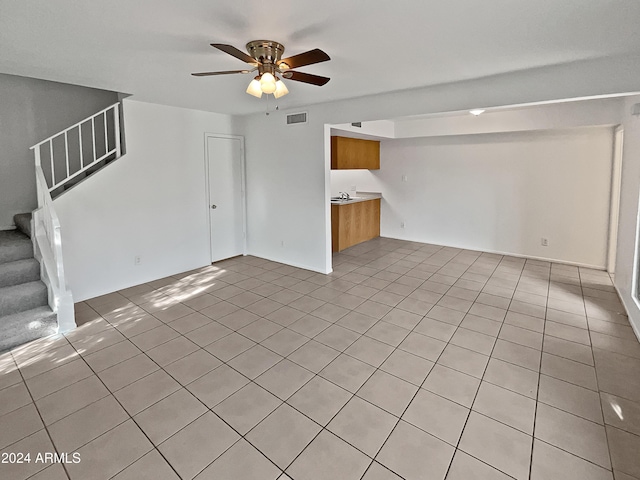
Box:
33, 161, 76, 332
28, 102, 123, 332
30, 102, 121, 192
32, 163, 75, 331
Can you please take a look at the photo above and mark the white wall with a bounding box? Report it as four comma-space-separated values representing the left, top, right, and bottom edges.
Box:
376, 128, 613, 267
330, 99, 622, 199
330, 120, 396, 138
614, 95, 640, 337
394, 97, 623, 138
0, 74, 118, 229
54, 99, 237, 301
243, 53, 640, 275
330, 169, 378, 197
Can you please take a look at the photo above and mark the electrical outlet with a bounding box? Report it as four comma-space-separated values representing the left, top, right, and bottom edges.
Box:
400, 222, 405, 229
402, 175, 408, 182
541, 238, 549, 247
134, 255, 141, 265
350, 185, 357, 192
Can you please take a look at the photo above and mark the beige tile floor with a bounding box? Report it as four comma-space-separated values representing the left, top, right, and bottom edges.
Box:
1, 237, 640, 480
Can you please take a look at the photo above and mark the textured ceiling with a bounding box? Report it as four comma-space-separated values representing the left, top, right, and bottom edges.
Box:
1, 0, 640, 115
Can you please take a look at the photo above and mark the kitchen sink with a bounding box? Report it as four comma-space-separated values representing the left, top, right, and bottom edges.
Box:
331, 196, 362, 202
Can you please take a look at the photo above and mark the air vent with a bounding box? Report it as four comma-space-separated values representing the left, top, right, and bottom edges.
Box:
351, 122, 362, 127
286, 112, 308, 125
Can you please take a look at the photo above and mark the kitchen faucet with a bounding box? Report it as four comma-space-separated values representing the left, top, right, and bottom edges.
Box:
339, 191, 351, 200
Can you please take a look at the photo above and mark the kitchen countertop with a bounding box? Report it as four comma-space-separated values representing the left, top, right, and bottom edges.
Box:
330, 191, 382, 205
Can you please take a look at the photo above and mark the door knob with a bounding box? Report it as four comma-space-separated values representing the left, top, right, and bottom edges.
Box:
211, 205, 217, 209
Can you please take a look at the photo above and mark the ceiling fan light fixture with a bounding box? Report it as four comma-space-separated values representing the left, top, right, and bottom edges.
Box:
246, 77, 263, 98
260, 72, 277, 94
194, 41, 331, 99
273, 79, 289, 99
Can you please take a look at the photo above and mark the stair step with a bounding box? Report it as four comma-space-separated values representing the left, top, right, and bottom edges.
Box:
0, 230, 33, 264
0, 259, 40, 288
0, 306, 57, 352
0, 281, 48, 317
13, 213, 32, 238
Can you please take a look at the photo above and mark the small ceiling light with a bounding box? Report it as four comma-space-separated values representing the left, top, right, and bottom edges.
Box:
273, 79, 289, 99
469, 109, 486, 116
246, 77, 262, 98
260, 72, 277, 94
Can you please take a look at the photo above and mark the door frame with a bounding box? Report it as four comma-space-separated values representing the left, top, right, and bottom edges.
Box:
204, 133, 247, 263
607, 125, 624, 273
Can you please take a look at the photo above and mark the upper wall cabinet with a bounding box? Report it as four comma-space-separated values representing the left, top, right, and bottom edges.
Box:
331, 136, 380, 170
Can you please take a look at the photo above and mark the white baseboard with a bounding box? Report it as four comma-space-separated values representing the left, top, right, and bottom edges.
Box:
613, 283, 640, 344
380, 236, 606, 270
246, 252, 330, 274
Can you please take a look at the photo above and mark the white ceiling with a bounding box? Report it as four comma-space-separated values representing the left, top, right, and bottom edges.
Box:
2, 0, 640, 115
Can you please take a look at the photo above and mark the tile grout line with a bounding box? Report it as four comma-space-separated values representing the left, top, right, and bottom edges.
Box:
208, 245, 457, 476
339, 248, 508, 479
274, 243, 459, 478
10, 239, 636, 480
438, 251, 520, 480
206, 249, 633, 476
528, 262, 551, 480
302, 253, 636, 474
254, 243, 460, 477
10, 345, 73, 480
68, 291, 296, 478
214, 248, 540, 478
579, 266, 616, 475
91, 320, 290, 479
59, 334, 188, 480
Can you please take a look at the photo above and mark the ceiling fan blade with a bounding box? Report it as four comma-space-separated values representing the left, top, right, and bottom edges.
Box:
191, 70, 251, 77
279, 48, 330, 70
282, 71, 330, 86
210, 43, 259, 65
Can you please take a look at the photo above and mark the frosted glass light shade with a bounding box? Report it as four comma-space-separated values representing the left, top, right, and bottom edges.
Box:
273, 79, 289, 99
260, 72, 277, 94
246, 78, 263, 98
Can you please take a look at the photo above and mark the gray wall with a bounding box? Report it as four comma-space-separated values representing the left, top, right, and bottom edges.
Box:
0, 73, 118, 228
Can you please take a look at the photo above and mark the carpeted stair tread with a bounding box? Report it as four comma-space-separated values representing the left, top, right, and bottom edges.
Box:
13, 213, 32, 238
0, 230, 33, 264
0, 307, 57, 352
0, 259, 40, 288
0, 281, 48, 317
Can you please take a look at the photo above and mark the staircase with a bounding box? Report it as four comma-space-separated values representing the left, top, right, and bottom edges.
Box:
0, 214, 57, 352
0, 102, 124, 351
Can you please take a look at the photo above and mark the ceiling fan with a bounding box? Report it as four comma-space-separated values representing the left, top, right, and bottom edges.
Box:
192, 40, 330, 99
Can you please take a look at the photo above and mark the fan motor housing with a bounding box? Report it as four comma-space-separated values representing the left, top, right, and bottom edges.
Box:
246, 40, 285, 65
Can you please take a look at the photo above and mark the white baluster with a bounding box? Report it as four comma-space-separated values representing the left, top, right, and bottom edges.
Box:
114, 104, 121, 158
49, 139, 54, 189
92, 117, 96, 163
64, 131, 70, 178
78, 124, 84, 169
104, 111, 108, 154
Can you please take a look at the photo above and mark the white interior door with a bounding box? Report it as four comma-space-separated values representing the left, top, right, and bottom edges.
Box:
206, 135, 245, 263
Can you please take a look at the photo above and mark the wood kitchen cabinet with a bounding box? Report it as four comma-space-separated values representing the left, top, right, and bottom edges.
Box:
332, 198, 381, 252
331, 136, 380, 170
